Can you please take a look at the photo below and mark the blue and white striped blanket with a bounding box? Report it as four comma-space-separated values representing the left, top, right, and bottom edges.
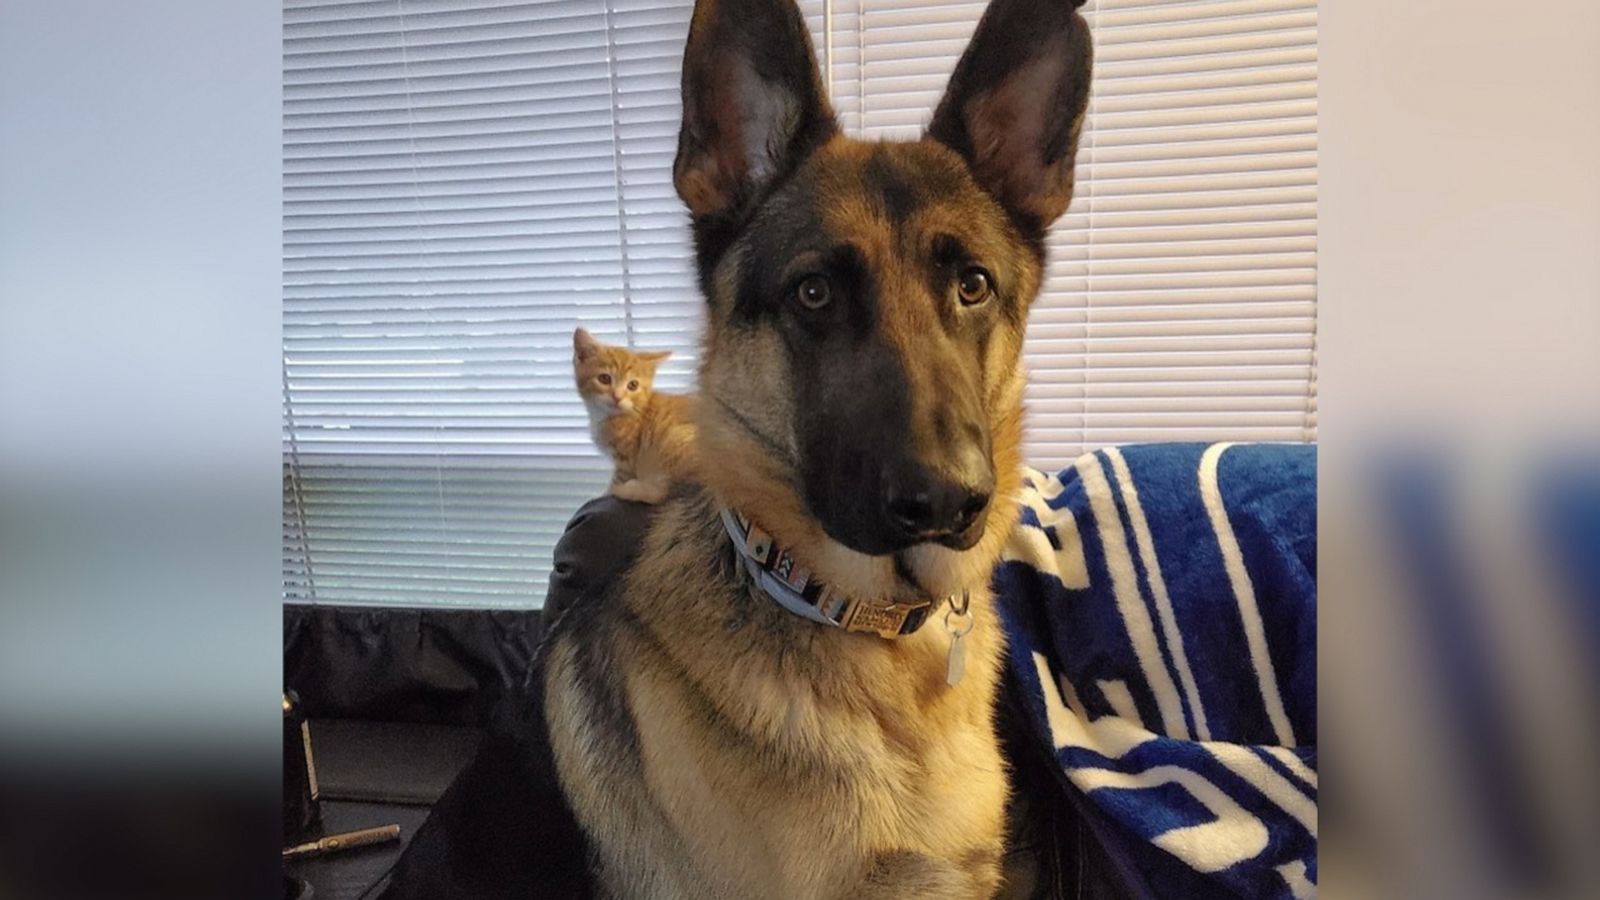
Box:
996, 442, 1317, 899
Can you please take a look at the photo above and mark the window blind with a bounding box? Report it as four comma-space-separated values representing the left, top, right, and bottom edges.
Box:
282, 0, 701, 607
284, 0, 1317, 609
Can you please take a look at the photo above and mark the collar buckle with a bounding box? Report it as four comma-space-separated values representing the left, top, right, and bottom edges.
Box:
840, 598, 933, 639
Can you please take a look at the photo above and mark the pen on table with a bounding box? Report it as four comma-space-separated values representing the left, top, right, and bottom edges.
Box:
282, 824, 402, 860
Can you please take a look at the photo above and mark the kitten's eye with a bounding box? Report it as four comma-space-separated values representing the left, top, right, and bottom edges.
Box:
597, 373, 613, 385
627, 380, 640, 391
795, 275, 832, 311
957, 267, 993, 306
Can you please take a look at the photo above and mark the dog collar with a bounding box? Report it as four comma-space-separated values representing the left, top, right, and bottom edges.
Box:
718, 507, 935, 639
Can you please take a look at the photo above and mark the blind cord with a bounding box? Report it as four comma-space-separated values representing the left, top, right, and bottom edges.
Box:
601, 0, 638, 348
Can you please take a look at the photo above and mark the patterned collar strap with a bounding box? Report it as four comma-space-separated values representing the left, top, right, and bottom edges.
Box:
719, 507, 934, 639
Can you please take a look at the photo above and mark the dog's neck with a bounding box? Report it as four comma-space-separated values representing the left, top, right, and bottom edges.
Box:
718, 506, 950, 639
718, 504, 988, 685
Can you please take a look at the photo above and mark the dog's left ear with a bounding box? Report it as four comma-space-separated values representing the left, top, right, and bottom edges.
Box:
928, 0, 1093, 238
673, 0, 838, 221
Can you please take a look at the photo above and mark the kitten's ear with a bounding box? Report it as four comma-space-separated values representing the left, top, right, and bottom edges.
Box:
638, 350, 672, 373
573, 327, 601, 362
673, 0, 838, 221
927, 0, 1093, 239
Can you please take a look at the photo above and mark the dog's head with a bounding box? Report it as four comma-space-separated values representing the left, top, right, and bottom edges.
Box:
678, 0, 1091, 599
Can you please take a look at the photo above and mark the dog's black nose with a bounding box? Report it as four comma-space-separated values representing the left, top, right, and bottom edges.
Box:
883, 467, 993, 544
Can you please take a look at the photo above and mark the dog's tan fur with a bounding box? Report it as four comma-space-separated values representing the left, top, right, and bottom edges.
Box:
545, 484, 1011, 898
542, 0, 1091, 896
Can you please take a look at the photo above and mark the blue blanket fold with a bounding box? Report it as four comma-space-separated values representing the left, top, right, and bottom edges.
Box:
996, 442, 1317, 899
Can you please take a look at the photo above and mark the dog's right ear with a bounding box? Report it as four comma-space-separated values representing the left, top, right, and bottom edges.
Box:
673, 0, 837, 221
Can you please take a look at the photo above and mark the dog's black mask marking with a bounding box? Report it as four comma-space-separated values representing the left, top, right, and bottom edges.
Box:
728, 146, 1009, 555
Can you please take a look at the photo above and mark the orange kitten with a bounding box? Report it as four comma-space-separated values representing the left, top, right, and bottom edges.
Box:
573, 327, 697, 504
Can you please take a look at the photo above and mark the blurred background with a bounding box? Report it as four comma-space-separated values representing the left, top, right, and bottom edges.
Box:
1320, 0, 1600, 896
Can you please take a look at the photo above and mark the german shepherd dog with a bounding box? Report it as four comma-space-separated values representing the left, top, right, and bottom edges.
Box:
542, 0, 1091, 896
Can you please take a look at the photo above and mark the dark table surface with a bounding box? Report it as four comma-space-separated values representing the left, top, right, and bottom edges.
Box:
285, 720, 481, 900
286, 801, 432, 900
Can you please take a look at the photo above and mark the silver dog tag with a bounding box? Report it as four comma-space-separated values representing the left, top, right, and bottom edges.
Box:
944, 591, 974, 687
946, 629, 968, 687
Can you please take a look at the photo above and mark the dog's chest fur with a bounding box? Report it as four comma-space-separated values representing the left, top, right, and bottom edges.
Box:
542, 491, 1009, 899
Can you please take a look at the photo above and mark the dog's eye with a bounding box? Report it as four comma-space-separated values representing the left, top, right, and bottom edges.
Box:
795, 275, 832, 311
956, 267, 993, 305
598, 373, 613, 385
627, 380, 640, 391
